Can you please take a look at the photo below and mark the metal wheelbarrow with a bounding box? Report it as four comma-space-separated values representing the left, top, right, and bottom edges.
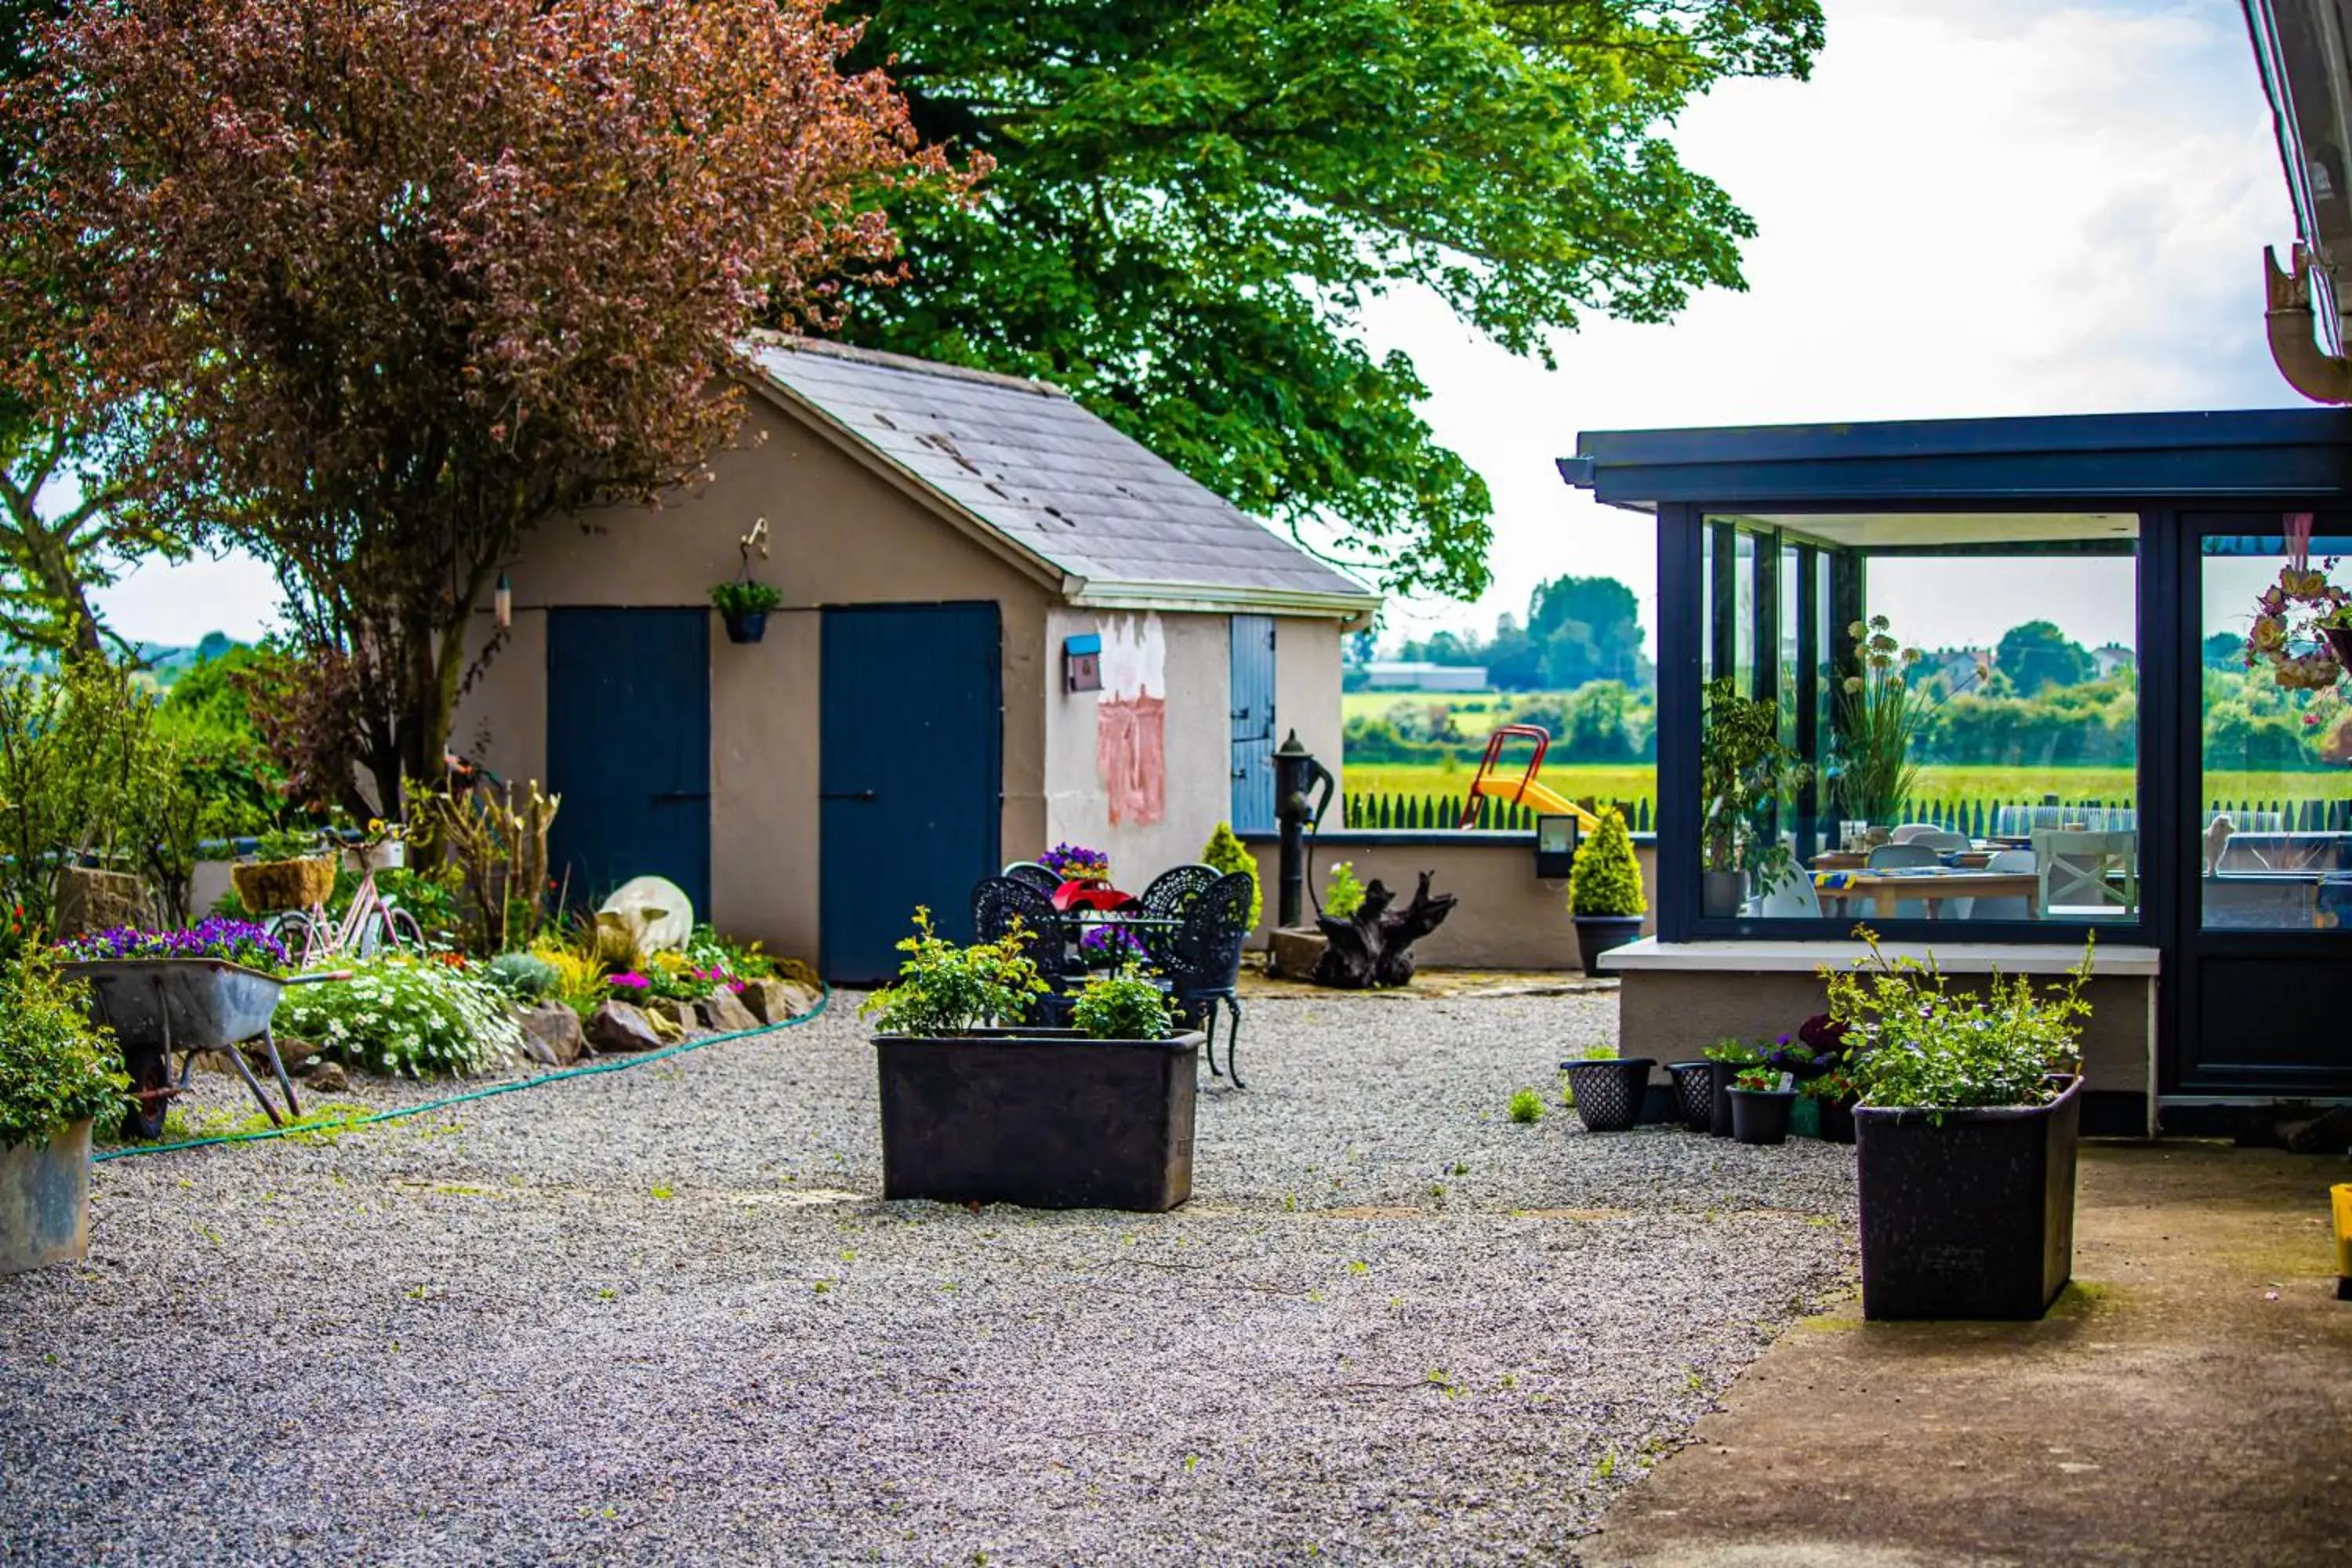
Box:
62, 958, 347, 1140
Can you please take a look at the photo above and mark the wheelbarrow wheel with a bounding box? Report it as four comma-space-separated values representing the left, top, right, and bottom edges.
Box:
122, 1045, 171, 1141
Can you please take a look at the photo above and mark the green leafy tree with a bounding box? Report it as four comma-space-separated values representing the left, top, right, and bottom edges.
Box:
833, 0, 1825, 600
1995, 620, 2092, 695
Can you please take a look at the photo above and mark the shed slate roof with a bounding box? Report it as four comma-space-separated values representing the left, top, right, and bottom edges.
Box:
742, 336, 1378, 616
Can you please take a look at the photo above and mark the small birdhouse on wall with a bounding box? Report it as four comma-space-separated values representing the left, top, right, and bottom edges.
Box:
1064, 632, 1103, 693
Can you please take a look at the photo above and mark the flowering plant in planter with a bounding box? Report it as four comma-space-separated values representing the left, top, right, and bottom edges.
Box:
859, 907, 1047, 1036
1069, 965, 1177, 1040
58, 917, 291, 974
0, 949, 125, 1152
1824, 927, 2093, 1112
1040, 842, 1110, 884
1078, 923, 1145, 967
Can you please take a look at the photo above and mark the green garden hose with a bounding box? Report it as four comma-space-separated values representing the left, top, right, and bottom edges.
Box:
91, 984, 831, 1163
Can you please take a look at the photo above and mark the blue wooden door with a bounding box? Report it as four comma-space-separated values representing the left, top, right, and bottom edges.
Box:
820, 604, 1002, 983
546, 609, 710, 920
1229, 615, 1278, 831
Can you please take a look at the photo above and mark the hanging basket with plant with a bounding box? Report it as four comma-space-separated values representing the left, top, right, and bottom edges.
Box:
712, 517, 779, 643
229, 828, 334, 913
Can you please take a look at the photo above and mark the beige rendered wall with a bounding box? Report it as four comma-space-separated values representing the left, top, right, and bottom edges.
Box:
450, 394, 1053, 953
1038, 608, 1227, 876
1273, 616, 1345, 797
1033, 610, 1356, 880
1244, 836, 1660, 971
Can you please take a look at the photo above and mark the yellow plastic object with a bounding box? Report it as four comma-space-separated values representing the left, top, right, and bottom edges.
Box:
1466, 771, 1602, 832
2333, 1184, 2352, 1298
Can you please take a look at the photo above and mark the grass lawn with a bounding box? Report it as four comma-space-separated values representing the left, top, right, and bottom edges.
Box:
1344, 760, 2348, 815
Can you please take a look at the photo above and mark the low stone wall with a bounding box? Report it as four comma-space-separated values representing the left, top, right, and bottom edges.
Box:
1241, 830, 1657, 972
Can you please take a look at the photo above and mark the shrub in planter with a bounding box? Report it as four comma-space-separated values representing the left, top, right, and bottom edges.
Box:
1702, 1036, 1763, 1138
865, 913, 1198, 1211
0, 950, 126, 1273
1729, 1065, 1795, 1145
272, 955, 519, 1078
1831, 929, 2096, 1320
1566, 805, 1645, 971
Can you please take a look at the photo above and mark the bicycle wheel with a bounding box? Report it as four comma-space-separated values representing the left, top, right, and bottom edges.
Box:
264, 909, 319, 964
385, 906, 425, 953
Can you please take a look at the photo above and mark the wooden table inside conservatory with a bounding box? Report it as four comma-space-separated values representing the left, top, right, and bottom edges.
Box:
1813, 870, 2042, 920
1811, 848, 1995, 871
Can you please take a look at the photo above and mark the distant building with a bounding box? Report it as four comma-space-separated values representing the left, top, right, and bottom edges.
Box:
1365, 660, 1489, 691
1916, 648, 1994, 695
2090, 643, 2135, 680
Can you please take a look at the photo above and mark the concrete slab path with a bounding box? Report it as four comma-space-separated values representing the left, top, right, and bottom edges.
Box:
1586, 1142, 2352, 1568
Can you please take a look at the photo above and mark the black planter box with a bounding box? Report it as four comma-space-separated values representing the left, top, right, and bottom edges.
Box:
874, 1028, 1202, 1211
1855, 1075, 2082, 1321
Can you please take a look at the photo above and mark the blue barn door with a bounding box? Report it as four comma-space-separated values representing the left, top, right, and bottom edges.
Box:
1229, 615, 1277, 832
820, 603, 1002, 983
546, 608, 710, 920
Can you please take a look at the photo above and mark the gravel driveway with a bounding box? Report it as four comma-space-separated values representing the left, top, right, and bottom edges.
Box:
0, 989, 1858, 1566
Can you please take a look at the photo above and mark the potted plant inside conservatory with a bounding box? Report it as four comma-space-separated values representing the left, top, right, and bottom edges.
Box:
1830, 928, 2096, 1321
0, 949, 128, 1275
1700, 677, 1809, 917
864, 909, 1204, 1211
1566, 804, 1644, 971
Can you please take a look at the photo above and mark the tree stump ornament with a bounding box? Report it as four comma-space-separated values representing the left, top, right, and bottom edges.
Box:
1311, 871, 1457, 989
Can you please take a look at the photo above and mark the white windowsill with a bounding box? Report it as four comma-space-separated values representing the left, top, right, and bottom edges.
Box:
1599, 937, 2160, 977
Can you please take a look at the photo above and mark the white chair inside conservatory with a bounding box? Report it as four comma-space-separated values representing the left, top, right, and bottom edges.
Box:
1755, 866, 1822, 918
2034, 830, 2138, 918
1889, 822, 1945, 844
1865, 841, 1939, 919
1968, 848, 2038, 920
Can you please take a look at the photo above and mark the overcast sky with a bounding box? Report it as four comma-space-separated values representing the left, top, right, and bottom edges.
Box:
92, 0, 2305, 654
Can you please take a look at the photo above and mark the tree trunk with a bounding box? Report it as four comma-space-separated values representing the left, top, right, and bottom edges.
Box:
1310, 871, 1458, 989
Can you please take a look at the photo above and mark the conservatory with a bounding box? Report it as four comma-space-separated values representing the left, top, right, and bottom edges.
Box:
1559, 407, 2352, 1134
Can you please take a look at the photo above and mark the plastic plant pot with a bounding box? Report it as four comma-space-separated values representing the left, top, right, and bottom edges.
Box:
1560, 1057, 1656, 1134
1666, 1062, 1715, 1132
1730, 1087, 1795, 1145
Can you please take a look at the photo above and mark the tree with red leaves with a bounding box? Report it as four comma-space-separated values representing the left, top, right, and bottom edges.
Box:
5, 0, 963, 816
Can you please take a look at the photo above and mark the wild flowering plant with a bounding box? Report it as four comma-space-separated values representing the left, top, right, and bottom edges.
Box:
59, 917, 291, 973
1040, 842, 1110, 883
1823, 927, 2093, 1113
272, 955, 518, 1078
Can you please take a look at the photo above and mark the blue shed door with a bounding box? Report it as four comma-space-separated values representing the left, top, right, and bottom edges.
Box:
1229, 615, 1277, 832
546, 608, 711, 920
820, 603, 1002, 983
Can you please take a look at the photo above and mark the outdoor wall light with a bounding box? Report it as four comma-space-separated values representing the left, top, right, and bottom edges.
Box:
494, 571, 513, 629
1535, 812, 1578, 879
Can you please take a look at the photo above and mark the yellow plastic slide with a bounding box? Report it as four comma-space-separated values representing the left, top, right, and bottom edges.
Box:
1469, 772, 1602, 832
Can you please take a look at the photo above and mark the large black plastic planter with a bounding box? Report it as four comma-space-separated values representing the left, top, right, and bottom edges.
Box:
1571, 914, 1642, 974
874, 1029, 1202, 1211
1855, 1075, 2082, 1321
1730, 1087, 1794, 1145
1563, 1057, 1656, 1133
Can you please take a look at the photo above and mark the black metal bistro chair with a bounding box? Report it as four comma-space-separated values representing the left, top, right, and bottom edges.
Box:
1132, 862, 1221, 971
1163, 871, 1254, 1087
971, 876, 1083, 1025
1001, 861, 1062, 898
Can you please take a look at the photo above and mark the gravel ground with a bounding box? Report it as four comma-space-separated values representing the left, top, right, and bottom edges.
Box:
0, 989, 1858, 1566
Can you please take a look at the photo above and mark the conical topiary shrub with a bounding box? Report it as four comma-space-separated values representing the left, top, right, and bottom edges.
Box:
1567, 805, 1644, 971
1200, 821, 1261, 930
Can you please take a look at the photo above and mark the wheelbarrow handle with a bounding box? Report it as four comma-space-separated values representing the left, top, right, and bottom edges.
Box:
283, 971, 357, 985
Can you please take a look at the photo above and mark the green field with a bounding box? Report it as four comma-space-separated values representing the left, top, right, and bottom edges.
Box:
1343, 761, 2341, 815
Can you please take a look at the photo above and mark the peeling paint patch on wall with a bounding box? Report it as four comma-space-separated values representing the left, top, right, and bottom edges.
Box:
1097, 613, 1167, 826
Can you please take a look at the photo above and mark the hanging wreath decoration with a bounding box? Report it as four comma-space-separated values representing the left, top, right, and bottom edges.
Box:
2244, 514, 2351, 692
